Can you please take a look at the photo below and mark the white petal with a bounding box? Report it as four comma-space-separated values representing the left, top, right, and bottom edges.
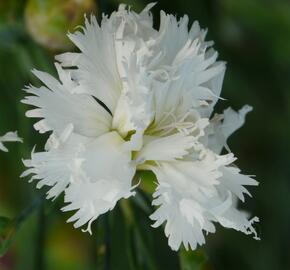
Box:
152, 12, 191, 67
150, 183, 207, 251
149, 156, 226, 251
136, 132, 196, 162
219, 166, 258, 202
123, 129, 144, 152
147, 14, 225, 133
64, 16, 122, 112
206, 105, 253, 154
199, 61, 226, 118
0, 131, 22, 152
56, 3, 156, 114
209, 192, 260, 240
22, 64, 112, 137
21, 125, 88, 200
221, 105, 253, 139
112, 56, 153, 136
62, 131, 136, 233
149, 149, 258, 251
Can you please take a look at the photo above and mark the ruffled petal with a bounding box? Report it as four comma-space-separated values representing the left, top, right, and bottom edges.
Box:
149, 158, 224, 251
22, 63, 112, 137
136, 132, 197, 163
62, 131, 136, 233
150, 182, 209, 251
0, 131, 22, 152
56, 3, 156, 113
112, 55, 153, 137
219, 166, 258, 202
147, 14, 225, 133
149, 151, 258, 251
209, 192, 260, 240
206, 105, 252, 153
21, 124, 89, 200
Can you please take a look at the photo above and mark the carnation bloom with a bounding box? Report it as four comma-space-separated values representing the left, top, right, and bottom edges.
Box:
21, 3, 259, 251
0, 131, 22, 152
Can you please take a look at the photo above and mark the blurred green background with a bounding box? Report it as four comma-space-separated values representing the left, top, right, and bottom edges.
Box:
0, 0, 289, 269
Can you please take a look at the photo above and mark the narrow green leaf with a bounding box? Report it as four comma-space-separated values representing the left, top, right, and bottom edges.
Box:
0, 196, 44, 257
0, 217, 16, 256
131, 191, 151, 214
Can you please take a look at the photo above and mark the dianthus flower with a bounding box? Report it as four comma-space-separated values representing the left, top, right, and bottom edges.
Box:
22, 3, 259, 251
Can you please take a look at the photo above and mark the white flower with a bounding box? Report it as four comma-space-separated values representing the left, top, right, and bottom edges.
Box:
21, 3, 259, 251
0, 131, 22, 152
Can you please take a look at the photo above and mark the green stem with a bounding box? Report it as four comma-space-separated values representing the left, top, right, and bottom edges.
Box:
104, 215, 110, 270
34, 204, 46, 270
91, 221, 98, 269
15, 195, 44, 227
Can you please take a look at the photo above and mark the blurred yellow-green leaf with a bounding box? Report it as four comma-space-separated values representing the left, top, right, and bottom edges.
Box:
25, 0, 96, 51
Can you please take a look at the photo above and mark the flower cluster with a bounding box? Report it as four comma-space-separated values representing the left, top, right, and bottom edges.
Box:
22, 3, 259, 251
